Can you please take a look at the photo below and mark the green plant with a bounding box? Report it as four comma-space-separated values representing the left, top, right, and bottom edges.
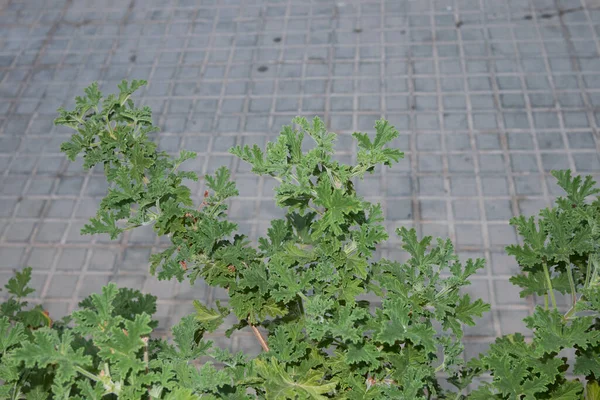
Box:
451, 171, 600, 398
0, 267, 253, 399
1, 80, 599, 399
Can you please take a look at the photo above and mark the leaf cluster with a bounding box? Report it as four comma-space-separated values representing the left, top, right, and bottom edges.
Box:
4, 81, 598, 398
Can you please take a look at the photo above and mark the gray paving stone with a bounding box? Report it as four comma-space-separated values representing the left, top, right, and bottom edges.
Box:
419, 200, 447, 220
455, 224, 484, 247
418, 154, 444, 172
46, 274, 79, 299
541, 153, 571, 172
416, 134, 441, 151
16, 199, 46, 218
510, 154, 540, 173
0, 0, 597, 357
488, 224, 518, 247
479, 154, 506, 172
450, 176, 479, 196
448, 154, 475, 172
0, 247, 24, 268
385, 175, 413, 196
504, 112, 531, 129
57, 248, 87, 271
482, 176, 510, 196
87, 249, 116, 271
507, 133, 534, 150
537, 132, 565, 150
5, 222, 36, 242
387, 199, 413, 220
490, 251, 521, 276
574, 154, 600, 172
485, 200, 513, 220
25, 247, 55, 270
417, 176, 446, 196
497, 309, 531, 336
453, 200, 481, 220
567, 132, 596, 149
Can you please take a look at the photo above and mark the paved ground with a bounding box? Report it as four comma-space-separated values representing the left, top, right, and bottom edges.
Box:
1, 0, 600, 358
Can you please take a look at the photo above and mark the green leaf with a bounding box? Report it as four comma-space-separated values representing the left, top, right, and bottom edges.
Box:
205, 166, 238, 199
552, 170, 600, 206
490, 355, 549, 399
574, 350, 600, 376
548, 381, 584, 399
268, 324, 309, 364
97, 313, 153, 376
73, 283, 118, 335
258, 219, 291, 255
0, 317, 26, 352
345, 342, 381, 369
376, 298, 436, 353
587, 381, 600, 400
510, 271, 572, 297
193, 300, 227, 332
455, 294, 490, 326
353, 119, 404, 174
312, 180, 362, 237
25, 386, 49, 400
81, 209, 122, 239
15, 328, 92, 386
75, 380, 105, 400
164, 388, 200, 400
525, 307, 600, 355
166, 315, 212, 360
4, 267, 35, 297
255, 358, 337, 400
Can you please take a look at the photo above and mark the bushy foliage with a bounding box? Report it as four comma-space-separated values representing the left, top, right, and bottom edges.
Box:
452, 170, 600, 399
1, 81, 598, 399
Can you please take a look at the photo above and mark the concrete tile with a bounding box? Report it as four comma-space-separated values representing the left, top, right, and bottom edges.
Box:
2, 0, 597, 360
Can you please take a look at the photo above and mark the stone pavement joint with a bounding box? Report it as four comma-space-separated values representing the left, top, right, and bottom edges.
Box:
0, 0, 599, 356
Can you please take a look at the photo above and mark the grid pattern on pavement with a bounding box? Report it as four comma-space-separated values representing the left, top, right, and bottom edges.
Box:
1, 0, 599, 358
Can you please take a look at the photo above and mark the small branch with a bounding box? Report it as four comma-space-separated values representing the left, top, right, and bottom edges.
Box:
585, 257, 592, 289
250, 325, 269, 352
308, 205, 324, 216
75, 366, 101, 382
542, 261, 557, 310
567, 263, 577, 306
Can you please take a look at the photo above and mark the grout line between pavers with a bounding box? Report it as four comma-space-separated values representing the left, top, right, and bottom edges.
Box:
557, 0, 600, 151
403, 0, 421, 239
432, 0, 456, 245
531, 0, 578, 176
245, 0, 269, 258
469, 0, 502, 340
1, 1, 75, 299
67, 0, 139, 312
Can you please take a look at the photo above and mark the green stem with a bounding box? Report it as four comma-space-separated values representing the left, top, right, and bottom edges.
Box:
105, 116, 116, 139
585, 257, 592, 289
542, 261, 557, 310
567, 263, 577, 306
435, 283, 457, 301
544, 293, 549, 310
297, 299, 304, 316
589, 255, 599, 287
564, 294, 585, 320
208, 198, 226, 217
308, 205, 323, 216
10, 381, 19, 400
297, 291, 309, 301
75, 366, 101, 382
